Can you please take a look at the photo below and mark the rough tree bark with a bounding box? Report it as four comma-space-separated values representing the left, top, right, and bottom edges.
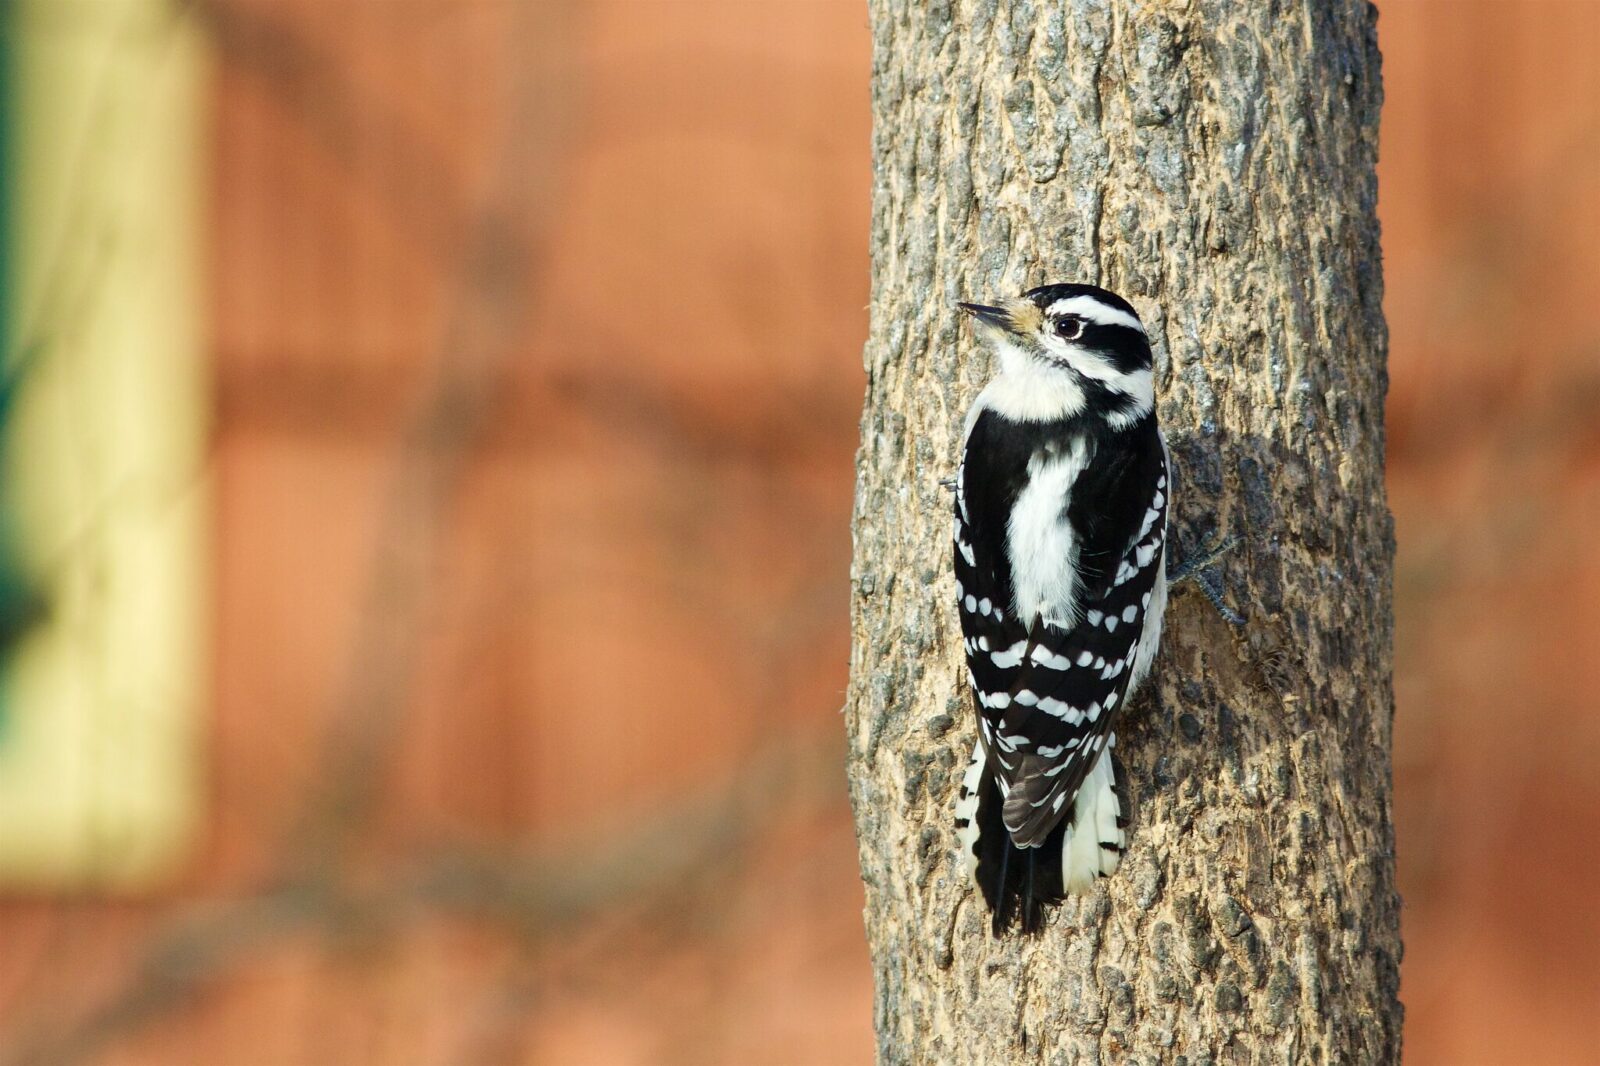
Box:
845, 2, 1400, 1063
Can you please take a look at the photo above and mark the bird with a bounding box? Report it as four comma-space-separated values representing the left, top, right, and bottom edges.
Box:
950, 282, 1169, 935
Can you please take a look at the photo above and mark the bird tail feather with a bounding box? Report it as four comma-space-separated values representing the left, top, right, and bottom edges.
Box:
956, 738, 1125, 935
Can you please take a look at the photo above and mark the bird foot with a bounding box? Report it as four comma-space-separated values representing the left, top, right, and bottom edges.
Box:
1168, 532, 1245, 626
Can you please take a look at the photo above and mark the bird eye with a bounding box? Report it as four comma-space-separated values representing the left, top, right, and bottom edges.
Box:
1054, 315, 1084, 340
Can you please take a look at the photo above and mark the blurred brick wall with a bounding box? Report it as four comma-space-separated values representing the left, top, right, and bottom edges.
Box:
213, 0, 872, 1060
1, 2, 1597, 1064
2, 2, 873, 1062
210, 0, 865, 862
1383, 3, 1600, 1062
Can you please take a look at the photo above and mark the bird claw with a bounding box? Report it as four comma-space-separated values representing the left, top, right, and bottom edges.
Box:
1169, 532, 1245, 627
1193, 567, 1246, 626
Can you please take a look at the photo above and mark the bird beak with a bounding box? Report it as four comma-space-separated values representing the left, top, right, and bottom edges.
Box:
957, 302, 1012, 331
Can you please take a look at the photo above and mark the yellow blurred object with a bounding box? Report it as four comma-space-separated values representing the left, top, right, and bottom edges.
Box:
0, 0, 208, 888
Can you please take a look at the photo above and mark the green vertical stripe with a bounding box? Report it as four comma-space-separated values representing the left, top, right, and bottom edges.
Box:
0, 10, 43, 736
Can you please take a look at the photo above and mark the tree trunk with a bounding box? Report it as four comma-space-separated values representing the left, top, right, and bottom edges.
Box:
845, 2, 1400, 1063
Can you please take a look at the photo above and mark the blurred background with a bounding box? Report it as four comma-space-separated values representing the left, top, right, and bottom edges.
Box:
0, 1, 1592, 1063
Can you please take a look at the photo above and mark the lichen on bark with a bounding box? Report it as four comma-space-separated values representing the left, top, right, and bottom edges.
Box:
846, 1, 1401, 1062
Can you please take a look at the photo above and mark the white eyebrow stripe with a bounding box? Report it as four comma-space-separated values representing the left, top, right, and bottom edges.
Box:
1046, 295, 1146, 335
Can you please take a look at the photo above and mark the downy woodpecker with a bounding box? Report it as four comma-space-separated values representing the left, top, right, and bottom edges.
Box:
951, 283, 1169, 935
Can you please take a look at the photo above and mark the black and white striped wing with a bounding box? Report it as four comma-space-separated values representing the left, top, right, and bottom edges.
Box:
952, 454, 1022, 704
